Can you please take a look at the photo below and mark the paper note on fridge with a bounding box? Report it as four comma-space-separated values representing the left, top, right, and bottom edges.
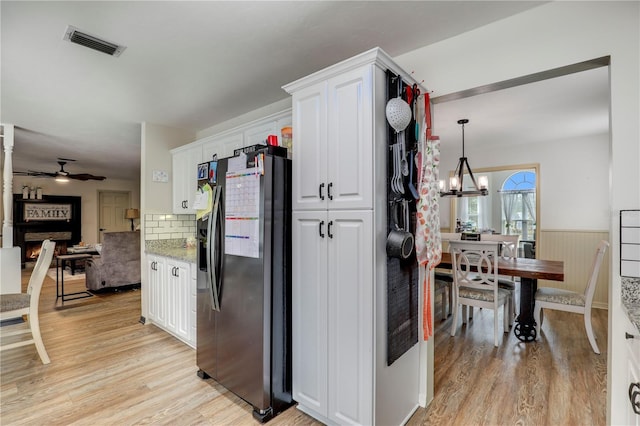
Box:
224, 168, 261, 258
193, 189, 209, 210
227, 152, 248, 172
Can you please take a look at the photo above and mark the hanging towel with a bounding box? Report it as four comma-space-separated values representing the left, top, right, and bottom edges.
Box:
414, 93, 442, 341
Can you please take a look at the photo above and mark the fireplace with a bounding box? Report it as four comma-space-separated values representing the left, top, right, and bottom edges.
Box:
13, 194, 82, 267
25, 239, 68, 260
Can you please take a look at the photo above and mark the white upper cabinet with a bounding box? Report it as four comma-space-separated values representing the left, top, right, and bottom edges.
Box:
171, 144, 202, 214
291, 83, 328, 210
202, 132, 243, 162
244, 121, 277, 148
171, 109, 291, 215
198, 109, 292, 162
290, 66, 373, 211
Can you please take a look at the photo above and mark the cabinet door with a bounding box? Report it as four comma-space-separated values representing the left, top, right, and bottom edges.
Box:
327, 210, 373, 425
326, 66, 374, 210
244, 121, 277, 147
172, 146, 202, 214
165, 263, 178, 333
626, 320, 640, 425
292, 211, 329, 416
189, 263, 197, 346
292, 83, 328, 211
147, 255, 167, 327
202, 132, 244, 161
168, 259, 192, 345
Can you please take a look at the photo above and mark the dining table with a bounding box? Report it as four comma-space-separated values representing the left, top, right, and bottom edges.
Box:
438, 252, 564, 342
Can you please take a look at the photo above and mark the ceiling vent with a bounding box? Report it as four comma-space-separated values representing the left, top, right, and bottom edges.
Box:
63, 25, 126, 57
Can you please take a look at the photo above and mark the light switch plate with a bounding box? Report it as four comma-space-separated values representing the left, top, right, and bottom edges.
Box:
152, 170, 169, 182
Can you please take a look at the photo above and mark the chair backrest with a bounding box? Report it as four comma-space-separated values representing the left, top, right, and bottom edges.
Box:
441, 232, 462, 252
584, 240, 610, 305
27, 240, 56, 306
480, 233, 520, 259
449, 240, 500, 292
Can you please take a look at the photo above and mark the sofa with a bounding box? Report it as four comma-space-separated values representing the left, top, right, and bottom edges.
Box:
85, 231, 141, 291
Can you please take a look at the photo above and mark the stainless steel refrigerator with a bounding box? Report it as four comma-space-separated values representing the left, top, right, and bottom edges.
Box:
195, 146, 292, 422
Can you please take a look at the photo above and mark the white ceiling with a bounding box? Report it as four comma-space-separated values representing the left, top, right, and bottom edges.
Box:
433, 65, 610, 153
4, 0, 599, 183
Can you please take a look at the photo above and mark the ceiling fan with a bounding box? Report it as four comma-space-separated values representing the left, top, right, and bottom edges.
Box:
14, 158, 106, 181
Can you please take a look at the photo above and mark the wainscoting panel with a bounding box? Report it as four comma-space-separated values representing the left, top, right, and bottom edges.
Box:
538, 230, 610, 309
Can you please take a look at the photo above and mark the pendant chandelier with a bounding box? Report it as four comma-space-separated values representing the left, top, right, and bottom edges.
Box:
439, 119, 488, 197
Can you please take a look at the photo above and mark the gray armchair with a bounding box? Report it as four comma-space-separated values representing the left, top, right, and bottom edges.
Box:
85, 231, 141, 291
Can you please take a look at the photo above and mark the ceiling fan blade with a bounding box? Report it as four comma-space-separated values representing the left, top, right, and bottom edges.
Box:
68, 173, 106, 181
14, 159, 105, 181
13, 170, 57, 177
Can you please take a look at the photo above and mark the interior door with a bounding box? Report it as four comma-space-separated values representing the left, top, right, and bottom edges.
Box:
99, 191, 130, 241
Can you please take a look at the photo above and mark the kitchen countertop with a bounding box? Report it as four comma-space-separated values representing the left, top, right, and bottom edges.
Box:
623, 302, 640, 334
145, 239, 196, 263
622, 277, 640, 333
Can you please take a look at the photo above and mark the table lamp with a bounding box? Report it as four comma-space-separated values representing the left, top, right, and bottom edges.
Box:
125, 208, 139, 231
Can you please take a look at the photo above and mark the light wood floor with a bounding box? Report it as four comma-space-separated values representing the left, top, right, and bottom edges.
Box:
1, 271, 606, 425
409, 296, 607, 425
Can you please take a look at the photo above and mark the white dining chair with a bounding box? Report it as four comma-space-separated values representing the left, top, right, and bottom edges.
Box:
533, 240, 609, 354
0, 239, 56, 364
449, 240, 511, 347
480, 233, 520, 325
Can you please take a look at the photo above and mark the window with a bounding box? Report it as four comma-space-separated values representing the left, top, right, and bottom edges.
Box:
500, 171, 536, 240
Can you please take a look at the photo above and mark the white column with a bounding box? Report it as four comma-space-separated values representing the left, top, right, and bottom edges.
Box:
2, 123, 15, 247
1, 123, 21, 295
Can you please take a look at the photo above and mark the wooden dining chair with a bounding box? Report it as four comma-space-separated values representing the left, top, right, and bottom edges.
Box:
533, 240, 609, 354
0, 239, 56, 364
480, 233, 520, 325
449, 240, 511, 347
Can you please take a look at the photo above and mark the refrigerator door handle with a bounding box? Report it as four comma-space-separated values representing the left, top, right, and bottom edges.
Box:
207, 186, 222, 311
205, 189, 216, 310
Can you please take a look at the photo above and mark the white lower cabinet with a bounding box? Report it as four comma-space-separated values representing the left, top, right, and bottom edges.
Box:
147, 254, 196, 347
625, 315, 640, 425
147, 255, 167, 327
292, 210, 373, 425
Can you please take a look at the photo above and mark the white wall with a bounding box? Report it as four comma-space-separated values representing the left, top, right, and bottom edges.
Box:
440, 132, 609, 231
11, 175, 139, 245
141, 122, 195, 214
395, 1, 639, 423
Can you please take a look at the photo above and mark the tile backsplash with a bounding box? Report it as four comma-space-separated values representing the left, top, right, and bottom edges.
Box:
144, 214, 196, 241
